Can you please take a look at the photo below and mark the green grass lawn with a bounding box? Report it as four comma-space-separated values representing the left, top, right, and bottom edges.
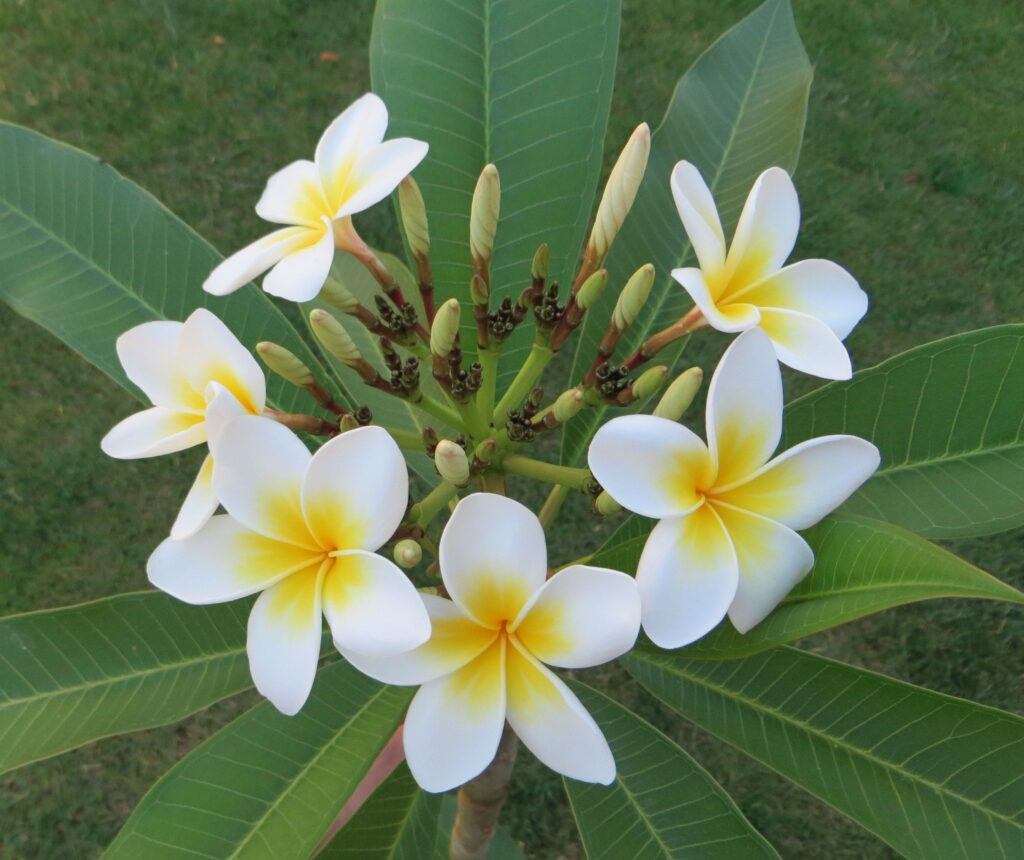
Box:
1, 0, 1022, 857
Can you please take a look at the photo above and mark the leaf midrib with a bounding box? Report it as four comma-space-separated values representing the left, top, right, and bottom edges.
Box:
871, 437, 1024, 479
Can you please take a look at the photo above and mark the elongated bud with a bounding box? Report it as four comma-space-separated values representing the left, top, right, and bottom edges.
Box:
470, 273, 490, 307
430, 298, 461, 359
393, 539, 423, 569
256, 342, 314, 388
338, 413, 360, 433
319, 276, 360, 313
435, 439, 470, 486
552, 387, 586, 423
594, 491, 622, 516
654, 367, 704, 421
613, 264, 655, 331
470, 164, 500, 270
532, 243, 550, 281
628, 365, 668, 403
575, 269, 608, 311
398, 176, 430, 259
472, 438, 497, 467
309, 309, 361, 367
589, 123, 650, 260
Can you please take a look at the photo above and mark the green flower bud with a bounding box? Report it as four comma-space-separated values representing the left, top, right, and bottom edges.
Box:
575, 269, 608, 311
338, 413, 361, 433
309, 309, 361, 367
612, 263, 655, 331
653, 367, 704, 421
435, 439, 470, 486
552, 387, 586, 424
594, 491, 622, 516
589, 123, 650, 259
470, 163, 501, 267
631, 365, 668, 401
398, 176, 430, 259
393, 539, 423, 569
469, 272, 490, 307
319, 276, 360, 313
430, 298, 461, 359
531, 243, 550, 280
256, 341, 315, 388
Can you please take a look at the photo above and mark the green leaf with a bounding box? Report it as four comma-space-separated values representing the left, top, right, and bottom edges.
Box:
105, 661, 412, 860
370, 0, 621, 384
625, 646, 1024, 860
563, 0, 812, 464
318, 763, 441, 860
0, 591, 252, 775
434, 795, 525, 860
0, 122, 330, 414
565, 681, 779, 859
784, 324, 1024, 538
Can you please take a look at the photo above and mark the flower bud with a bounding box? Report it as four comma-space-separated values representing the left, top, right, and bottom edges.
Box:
435, 439, 470, 486
393, 539, 423, 569
589, 123, 650, 260
531, 243, 550, 281
256, 341, 315, 388
630, 365, 668, 402
430, 298, 461, 359
398, 176, 430, 259
319, 276, 360, 313
612, 264, 655, 331
473, 438, 498, 467
338, 413, 361, 433
470, 164, 500, 268
653, 367, 704, 421
552, 388, 586, 424
593, 491, 622, 516
309, 309, 362, 367
469, 273, 490, 307
575, 269, 608, 311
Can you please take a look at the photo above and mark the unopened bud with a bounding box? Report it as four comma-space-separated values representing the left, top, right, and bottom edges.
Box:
435, 439, 470, 486
470, 273, 490, 307
430, 298, 461, 359
654, 367, 704, 421
630, 365, 668, 402
338, 413, 360, 433
319, 276, 360, 313
473, 438, 498, 467
398, 176, 430, 259
552, 388, 586, 424
309, 309, 361, 367
532, 243, 550, 281
589, 123, 650, 260
393, 539, 423, 569
594, 491, 622, 516
256, 342, 314, 388
613, 264, 655, 331
470, 164, 501, 268
576, 269, 608, 311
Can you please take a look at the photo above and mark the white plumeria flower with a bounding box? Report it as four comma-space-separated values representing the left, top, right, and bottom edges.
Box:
345, 493, 641, 793
588, 329, 880, 649
148, 418, 430, 715
204, 93, 428, 302
670, 161, 868, 380
101, 308, 265, 539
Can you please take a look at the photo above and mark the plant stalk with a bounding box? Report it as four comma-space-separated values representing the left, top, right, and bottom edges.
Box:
501, 455, 591, 490
491, 343, 553, 424
450, 724, 518, 860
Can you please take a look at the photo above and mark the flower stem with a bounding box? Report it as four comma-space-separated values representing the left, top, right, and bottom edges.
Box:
383, 427, 424, 451
410, 481, 458, 528
450, 724, 518, 860
501, 455, 591, 490
491, 343, 553, 425
476, 345, 500, 430
621, 305, 706, 371
538, 484, 571, 530
411, 394, 465, 432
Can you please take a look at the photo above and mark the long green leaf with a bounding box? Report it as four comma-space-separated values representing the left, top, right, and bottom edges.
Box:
784, 324, 1024, 538
0, 591, 252, 775
318, 764, 441, 860
105, 661, 412, 860
562, 0, 812, 464
626, 646, 1024, 860
0, 122, 329, 414
565, 682, 779, 859
370, 0, 621, 385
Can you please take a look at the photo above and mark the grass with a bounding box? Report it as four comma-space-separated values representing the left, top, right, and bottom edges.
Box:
1, 0, 1022, 857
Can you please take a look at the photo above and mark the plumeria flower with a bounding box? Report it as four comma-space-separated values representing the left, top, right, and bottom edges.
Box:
670, 161, 868, 380
588, 329, 880, 649
148, 418, 430, 715
345, 493, 641, 793
101, 308, 265, 539
204, 93, 428, 302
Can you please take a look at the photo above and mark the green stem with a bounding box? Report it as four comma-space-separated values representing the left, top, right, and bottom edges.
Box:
455, 399, 489, 440
538, 484, 571, 530
410, 481, 459, 528
501, 455, 591, 490
476, 345, 500, 430
480, 470, 506, 494
383, 428, 424, 451
491, 344, 553, 425
411, 394, 465, 432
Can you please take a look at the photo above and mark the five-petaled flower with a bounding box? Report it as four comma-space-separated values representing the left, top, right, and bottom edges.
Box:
670, 161, 868, 380
101, 308, 265, 539
345, 493, 641, 792
588, 328, 880, 649
147, 418, 431, 715
203, 93, 428, 303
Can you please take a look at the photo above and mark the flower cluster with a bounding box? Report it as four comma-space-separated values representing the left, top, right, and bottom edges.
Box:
102, 94, 878, 794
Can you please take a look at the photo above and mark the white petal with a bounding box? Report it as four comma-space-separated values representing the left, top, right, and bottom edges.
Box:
322, 550, 430, 657
712, 501, 814, 633
116, 321, 201, 410
301, 425, 408, 552
706, 328, 782, 488
212, 414, 316, 548
147, 514, 321, 604
203, 227, 309, 297
335, 138, 429, 218
342, 594, 496, 686
505, 638, 615, 785
513, 565, 640, 669
203, 382, 247, 460
670, 161, 725, 274
178, 308, 266, 415
758, 307, 854, 380
588, 414, 711, 519
170, 454, 217, 540
715, 435, 880, 530
636, 505, 739, 649
671, 267, 760, 333
254, 159, 329, 227
247, 565, 324, 715
100, 407, 205, 460
724, 166, 800, 289
262, 218, 336, 302
733, 259, 868, 339
403, 637, 506, 793
439, 494, 547, 629
316, 93, 389, 207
